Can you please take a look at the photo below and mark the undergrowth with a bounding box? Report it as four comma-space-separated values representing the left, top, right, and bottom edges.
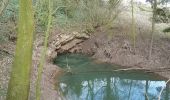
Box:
163, 27, 170, 32
0, 0, 121, 39
0, 0, 121, 33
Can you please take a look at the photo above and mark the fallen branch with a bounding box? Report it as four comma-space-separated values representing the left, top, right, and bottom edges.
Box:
112, 68, 151, 72
112, 67, 170, 73
158, 79, 170, 100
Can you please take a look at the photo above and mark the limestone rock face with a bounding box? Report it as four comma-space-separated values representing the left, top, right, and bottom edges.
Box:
47, 31, 89, 59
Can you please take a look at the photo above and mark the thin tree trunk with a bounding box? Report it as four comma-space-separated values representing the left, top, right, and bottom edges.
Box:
149, 0, 157, 60
145, 80, 149, 100
131, 0, 136, 51
106, 77, 111, 100
36, 0, 52, 100
128, 80, 133, 100
6, 0, 34, 99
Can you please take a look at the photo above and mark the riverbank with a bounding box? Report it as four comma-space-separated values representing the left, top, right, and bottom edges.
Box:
79, 28, 170, 78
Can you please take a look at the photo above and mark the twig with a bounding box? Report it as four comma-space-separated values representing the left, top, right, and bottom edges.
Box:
112, 68, 151, 72
0, 49, 13, 56
0, 0, 9, 16
113, 67, 170, 73
66, 56, 71, 72
145, 93, 150, 100
52, 6, 66, 15
158, 79, 170, 100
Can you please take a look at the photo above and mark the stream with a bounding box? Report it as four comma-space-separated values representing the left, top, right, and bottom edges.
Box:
54, 54, 170, 100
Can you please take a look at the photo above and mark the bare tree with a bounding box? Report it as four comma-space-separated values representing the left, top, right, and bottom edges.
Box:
149, 0, 157, 60
131, 0, 136, 51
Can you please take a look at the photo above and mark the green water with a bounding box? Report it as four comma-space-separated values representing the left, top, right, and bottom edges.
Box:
54, 54, 170, 100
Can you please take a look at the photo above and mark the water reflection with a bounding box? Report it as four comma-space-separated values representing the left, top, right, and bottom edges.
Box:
57, 72, 169, 100
54, 54, 170, 100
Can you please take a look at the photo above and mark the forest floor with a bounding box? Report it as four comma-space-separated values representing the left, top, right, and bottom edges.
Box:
0, 10, 170, 100
79, 10, 170, 78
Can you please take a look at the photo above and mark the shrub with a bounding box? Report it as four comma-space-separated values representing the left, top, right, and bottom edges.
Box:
36, 0, 121, 32
0, 0, 121, 33
163, 27, 170, 32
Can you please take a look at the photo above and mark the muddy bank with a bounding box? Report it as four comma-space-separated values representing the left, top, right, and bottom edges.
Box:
29, 30, 89, 100
0, 26, 90, 100
47, 26, 170, 79
78, 28, 170, 79
24, 26, 170, 99
1, 26, 170, 100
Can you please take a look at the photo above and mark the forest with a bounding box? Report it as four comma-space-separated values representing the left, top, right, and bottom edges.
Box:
0, 0, 170, 100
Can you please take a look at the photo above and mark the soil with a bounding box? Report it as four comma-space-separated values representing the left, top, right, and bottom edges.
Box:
1, 26, 170, 100
79, 27, 170, 79
0, 28, 88, 100
0, 12, 170, 100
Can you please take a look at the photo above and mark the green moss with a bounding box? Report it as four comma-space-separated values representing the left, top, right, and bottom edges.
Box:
6, 0, 34, 99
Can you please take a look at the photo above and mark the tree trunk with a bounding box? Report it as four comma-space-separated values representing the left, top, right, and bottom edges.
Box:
36, 0, 52, 99
6, 0, 34, 99
131, 0, 136, 50
145, 80, 149, 100
149, 0, 157, 60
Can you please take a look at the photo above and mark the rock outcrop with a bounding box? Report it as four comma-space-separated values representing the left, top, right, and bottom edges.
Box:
47, 31, 89, 60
